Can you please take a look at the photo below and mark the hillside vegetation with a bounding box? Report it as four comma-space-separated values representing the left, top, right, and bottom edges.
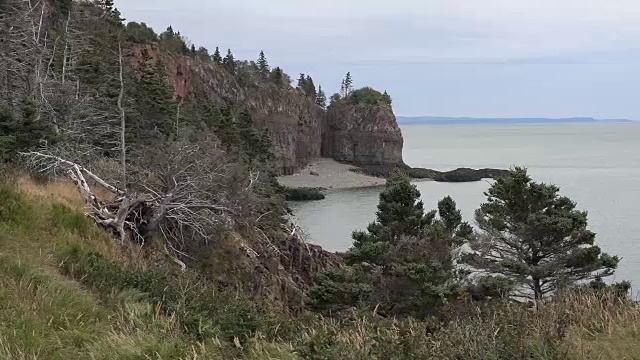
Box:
0, 178, 639, 359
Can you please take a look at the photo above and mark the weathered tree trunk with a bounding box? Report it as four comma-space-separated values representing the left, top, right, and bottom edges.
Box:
533, 278, 543, 301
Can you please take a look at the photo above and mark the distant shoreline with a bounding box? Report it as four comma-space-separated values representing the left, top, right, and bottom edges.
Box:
397, 116, 636, 125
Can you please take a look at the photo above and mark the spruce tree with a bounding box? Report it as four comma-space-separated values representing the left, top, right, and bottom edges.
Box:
308, 171, 469, 318
297, 73, 306, 90
382, 90, 392, 105
222, 49, 236, 75
214, 106, 239, 148
257, 50, 270, 80
463, 167, 621, 301
0, 100, 56, 161
329, 93, 341, 107
270, 67, 284, 86
128, 50, 176, 143
345, 172, 433, 266
343, 72, 353, 96
316, 86, 327, 108
304, 75, 317, 99
212, 46, 222, 64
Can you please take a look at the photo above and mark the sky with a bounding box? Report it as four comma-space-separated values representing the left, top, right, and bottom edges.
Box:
116, 0, 640, 119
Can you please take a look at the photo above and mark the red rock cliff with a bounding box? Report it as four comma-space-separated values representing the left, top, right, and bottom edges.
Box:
324, 103, 404, 166
132, 45, 405, 173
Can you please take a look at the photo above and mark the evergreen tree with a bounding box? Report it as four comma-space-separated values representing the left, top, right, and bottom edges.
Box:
329, 93, 341, 107
236, 109, 254, 143
190, 44, 196, 54
308, 172, 469, 318
316, 86, 327, 108
0, 100, 56, 161
127, 50, 176, 143
222, 49, 236, 75
214, 106, 239, 148
463, 167, 621, 301
257, 50, 270, 80
345, 172, 433, 266
297, 73, 306, 90
270, 67, 284, 86
382, 90, 392, 105
212, 46, 222, 64
304, 75, 317, 99
342, 72, 353, 97
160, 26, 175, 40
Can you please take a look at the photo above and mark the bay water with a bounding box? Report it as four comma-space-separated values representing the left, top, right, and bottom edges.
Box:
290, 123, 640, 287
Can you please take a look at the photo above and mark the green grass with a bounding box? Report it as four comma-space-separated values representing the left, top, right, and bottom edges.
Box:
1, 182, 640, 359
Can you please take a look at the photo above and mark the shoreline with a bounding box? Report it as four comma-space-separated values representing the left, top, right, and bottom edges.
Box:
278, 158, 387, 190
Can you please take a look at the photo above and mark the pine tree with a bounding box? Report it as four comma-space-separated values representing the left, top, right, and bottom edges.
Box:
329, 93, 341, 107
297, 73, 306, 90
308, 171, 469, 318
343, 72, 353, 96
222, 49, 236, 75
214, 106, 239, 148
304, 75, 317, 99
257, 50, 270, 80
463, 167, 621, 301
128, 50, 176, 143
160, 26, 175, 40
212, 46, 222, 64
270, 67, 284, 86
382, 90, 392, 105
345, 172, 432, 266
316, 86, 327, 108
0, 100, 56, 161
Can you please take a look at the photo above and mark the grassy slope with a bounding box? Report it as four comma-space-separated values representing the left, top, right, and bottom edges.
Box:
0, 179, 639, 359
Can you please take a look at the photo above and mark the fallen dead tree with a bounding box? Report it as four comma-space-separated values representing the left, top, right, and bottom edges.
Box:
22, 141, 249, 264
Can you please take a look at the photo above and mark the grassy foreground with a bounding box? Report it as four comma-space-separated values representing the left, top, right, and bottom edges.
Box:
0, 179, 639, 359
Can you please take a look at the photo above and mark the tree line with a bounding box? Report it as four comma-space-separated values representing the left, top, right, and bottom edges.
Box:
308, 168, 626, 319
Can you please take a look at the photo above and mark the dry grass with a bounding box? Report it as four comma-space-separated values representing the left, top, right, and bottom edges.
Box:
1, 178, 640, 359
16, 175, 112, 211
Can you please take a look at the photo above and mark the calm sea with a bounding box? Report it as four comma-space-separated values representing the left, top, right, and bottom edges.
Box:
290, 123, 640, 287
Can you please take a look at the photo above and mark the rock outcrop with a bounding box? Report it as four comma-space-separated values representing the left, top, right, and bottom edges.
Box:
169, 57, 324, 175
324, 103, 404, 167
132, 45, 405, 174
248, 232, 340, 313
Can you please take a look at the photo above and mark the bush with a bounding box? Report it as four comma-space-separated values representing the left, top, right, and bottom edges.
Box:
344, 87, 392, 106
57, 244, 277, 343
0, 185, 30, 226
284, 187, 325, 201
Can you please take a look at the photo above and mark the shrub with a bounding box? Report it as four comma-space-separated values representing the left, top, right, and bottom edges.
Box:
0, 185, 30, 226
57, 244, 277, 343
284, 187, 326, 201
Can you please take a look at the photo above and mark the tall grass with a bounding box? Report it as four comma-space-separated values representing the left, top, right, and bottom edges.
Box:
0, 181, 639, 359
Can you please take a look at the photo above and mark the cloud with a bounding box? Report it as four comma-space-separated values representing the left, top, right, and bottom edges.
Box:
115, 0, 640, 119
117, 0, 640, 64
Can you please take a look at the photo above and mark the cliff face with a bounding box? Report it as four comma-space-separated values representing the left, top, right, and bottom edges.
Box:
163, 55, 324, 175
324, 104, 404, 166
134, 46, 405, 173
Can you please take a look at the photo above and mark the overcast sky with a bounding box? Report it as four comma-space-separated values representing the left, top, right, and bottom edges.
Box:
117, 0, 640, 119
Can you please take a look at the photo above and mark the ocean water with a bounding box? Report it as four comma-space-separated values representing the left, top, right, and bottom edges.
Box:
289, 123, 640, 287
